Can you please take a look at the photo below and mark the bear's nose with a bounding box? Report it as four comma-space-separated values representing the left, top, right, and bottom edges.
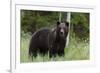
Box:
60, 29, 64, 34
60, 31, 63, 34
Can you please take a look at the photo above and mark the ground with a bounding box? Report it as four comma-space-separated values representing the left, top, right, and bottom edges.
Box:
20, 33, 89, 63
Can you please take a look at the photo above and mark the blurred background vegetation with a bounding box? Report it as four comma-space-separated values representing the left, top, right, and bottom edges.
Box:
20, 10, 89, 62
21, 10, 89, 40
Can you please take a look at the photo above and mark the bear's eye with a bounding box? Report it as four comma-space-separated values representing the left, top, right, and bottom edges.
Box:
58, 27, 61, 30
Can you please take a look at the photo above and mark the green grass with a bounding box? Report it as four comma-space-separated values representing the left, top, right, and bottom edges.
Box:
20, 34, 89, 63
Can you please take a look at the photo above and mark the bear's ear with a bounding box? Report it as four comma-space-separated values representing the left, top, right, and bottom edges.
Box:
65, 21, 69, 27
57, 21, 60, 26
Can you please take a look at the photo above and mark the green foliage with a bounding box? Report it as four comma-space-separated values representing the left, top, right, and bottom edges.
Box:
21, 10, 59, 33
21, 10, 89, 40
71, 12, 89, 40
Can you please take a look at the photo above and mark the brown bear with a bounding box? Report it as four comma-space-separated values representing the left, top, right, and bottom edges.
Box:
29, 21, 69, 60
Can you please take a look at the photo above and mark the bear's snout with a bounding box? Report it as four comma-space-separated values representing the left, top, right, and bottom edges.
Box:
60, 29, 64, 34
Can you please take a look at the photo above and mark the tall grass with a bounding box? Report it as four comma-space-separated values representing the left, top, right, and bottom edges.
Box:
20, 33, 89, 63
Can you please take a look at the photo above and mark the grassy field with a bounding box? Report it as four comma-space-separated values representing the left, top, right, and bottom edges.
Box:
20, 33, 89, 63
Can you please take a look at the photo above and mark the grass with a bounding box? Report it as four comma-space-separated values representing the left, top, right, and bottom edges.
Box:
20, 34, 89, 63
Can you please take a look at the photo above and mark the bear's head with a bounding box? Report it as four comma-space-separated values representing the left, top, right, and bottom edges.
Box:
56, 21, 69, 40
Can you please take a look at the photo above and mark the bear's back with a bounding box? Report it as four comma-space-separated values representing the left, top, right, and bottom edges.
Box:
30, 28, 51, 49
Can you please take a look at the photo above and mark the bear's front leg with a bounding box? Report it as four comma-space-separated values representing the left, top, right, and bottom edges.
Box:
49, 44, 57, 58
58, 49, 65, 57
